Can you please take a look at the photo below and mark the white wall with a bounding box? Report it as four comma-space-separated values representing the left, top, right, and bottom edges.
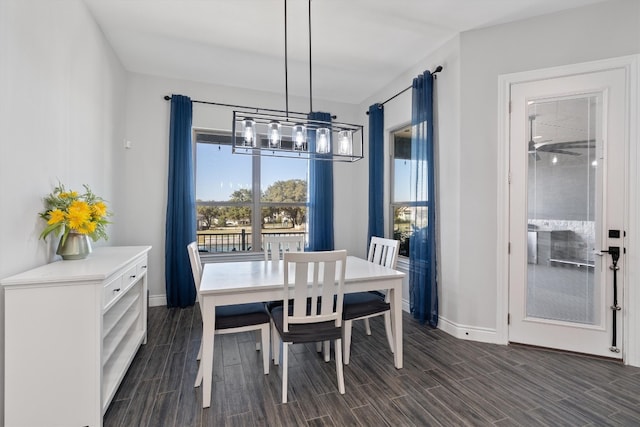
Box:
121, 74, 362, 304
358, 36, 462, 318
355, 0, 640, 342
458, 0, 640, 333
0, 0, 127, 424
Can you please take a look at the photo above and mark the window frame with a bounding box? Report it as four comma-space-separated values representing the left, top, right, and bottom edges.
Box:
193, 128, 308, 261
389, 125, 414, 258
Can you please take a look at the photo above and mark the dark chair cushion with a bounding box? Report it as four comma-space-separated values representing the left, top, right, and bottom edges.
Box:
342, 291, 390, 320
215, 302, 270, 330
270, 306, 341, 344
265, 299, 290, 312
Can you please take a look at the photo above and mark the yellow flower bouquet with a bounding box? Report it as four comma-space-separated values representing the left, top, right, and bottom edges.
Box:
39, 183, 112, 246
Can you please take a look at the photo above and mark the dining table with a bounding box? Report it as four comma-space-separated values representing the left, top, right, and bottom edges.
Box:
197, 255, 406, 408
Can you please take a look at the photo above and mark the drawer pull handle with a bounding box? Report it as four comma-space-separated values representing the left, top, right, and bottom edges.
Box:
113, 288, 121, 292
130, 275, 136, 279
142, 265, 147, 269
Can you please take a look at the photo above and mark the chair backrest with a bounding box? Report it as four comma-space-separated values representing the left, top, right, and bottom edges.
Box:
263, 234, 305, 261
187, 242, 203, 312
367, 237, 400, 269
187, 242, 202, 287
283, 250, 347, 332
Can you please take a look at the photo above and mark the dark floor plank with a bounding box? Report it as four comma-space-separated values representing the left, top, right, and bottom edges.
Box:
391, 394, 442, 427
318, 391, 360, 426
147, 391, 178, 427
104, 306, 640, 427
426, 384, 493, 425
426, 368, 507, 422
610, 409, 640, 426
159, 350, 187, 393
307, 415, 336, 427
103, 399, 129, 427
358, 382, 415, 426
142, 343, 171, 380
121, 378, 161, 427
173, 339, 203, 427
226, 410, 255, 427
351, 404, 391, 427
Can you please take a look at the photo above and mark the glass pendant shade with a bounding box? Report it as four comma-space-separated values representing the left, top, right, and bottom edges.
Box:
337, 130, 353, 155
232, 111, 363, 161
316, 127, 330, 153
292, 124, 307, 150
268, 121, 282, 148
242, 118, 257, 146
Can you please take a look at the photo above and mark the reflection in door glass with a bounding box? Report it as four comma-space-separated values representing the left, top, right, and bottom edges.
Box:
526, 95, 601, 325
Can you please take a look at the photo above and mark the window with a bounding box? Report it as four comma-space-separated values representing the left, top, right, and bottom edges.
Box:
390, 125, 414, 257
195, 129, 307, 254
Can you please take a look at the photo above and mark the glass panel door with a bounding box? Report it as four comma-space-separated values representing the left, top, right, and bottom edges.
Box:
508, 65, 627, 358
526, 95, 601, 325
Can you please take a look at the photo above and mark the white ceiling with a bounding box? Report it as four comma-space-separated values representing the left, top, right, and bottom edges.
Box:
84, 0, 608, 105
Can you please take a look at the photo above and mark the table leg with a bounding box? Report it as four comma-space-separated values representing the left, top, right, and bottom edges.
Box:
391, 280, 403, 369
201, 298, 216, 408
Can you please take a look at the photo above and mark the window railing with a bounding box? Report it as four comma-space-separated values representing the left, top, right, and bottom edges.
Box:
197, 230, 306, 253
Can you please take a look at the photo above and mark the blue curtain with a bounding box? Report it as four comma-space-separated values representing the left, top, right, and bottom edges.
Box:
307, 111, 334, 251
165, 94, 197, 308
368, 103, 384, 245
409, 71, 438, 326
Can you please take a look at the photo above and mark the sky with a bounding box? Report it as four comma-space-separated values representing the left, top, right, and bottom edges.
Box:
197, 142, 414, 202
394, 158, 412, 202
196, 143, 308, 201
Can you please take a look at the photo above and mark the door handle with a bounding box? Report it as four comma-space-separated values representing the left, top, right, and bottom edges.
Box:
601, 246, 621, 262
593, 247, 620, 258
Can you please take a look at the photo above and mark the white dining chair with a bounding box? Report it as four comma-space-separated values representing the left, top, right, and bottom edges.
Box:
269, 250, 347, 403
187, 242, 270, 388
263, 234, 305, 261
263, 234, 307, 360
342, 236, 399, 364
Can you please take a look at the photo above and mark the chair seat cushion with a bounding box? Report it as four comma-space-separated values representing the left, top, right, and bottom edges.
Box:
270, 306, 341, 344
215, 303, 270, 330
343, 291, 390, 320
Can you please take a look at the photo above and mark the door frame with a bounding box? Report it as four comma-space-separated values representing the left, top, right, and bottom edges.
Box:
496, 55, 639, 366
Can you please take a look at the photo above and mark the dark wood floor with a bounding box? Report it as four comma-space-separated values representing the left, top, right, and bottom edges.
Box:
104, 305, 640, 426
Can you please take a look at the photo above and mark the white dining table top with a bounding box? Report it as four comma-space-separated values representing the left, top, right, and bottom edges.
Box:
200, 255, 405, 294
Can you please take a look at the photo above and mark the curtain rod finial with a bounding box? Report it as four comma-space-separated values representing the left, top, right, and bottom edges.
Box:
164, 95, 171, 101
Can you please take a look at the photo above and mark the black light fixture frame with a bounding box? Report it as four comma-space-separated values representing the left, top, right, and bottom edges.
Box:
230, 0, 364, 162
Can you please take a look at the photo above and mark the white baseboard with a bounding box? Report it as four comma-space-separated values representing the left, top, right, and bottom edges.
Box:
401, 299, 499, 344
149, 294, 167, 307
437, 315, 501, 344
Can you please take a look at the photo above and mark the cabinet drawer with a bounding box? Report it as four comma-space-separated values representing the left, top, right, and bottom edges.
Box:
123, 265, 139, 289
136, 257, 148, 278
104, 276, 124, 308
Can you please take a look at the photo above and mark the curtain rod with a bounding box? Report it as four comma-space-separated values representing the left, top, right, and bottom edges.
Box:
365, 65, 443, 115
163, 96, 337, 119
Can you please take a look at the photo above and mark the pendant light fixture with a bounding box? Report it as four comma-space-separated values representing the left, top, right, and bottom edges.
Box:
231, 0, 363, 161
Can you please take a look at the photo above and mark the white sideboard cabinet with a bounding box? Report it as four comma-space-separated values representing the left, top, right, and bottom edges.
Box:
1, 245, 152, 427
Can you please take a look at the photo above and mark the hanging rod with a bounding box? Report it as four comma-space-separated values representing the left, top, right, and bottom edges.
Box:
365, 65, 443, 115
163, 96, 337, 119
